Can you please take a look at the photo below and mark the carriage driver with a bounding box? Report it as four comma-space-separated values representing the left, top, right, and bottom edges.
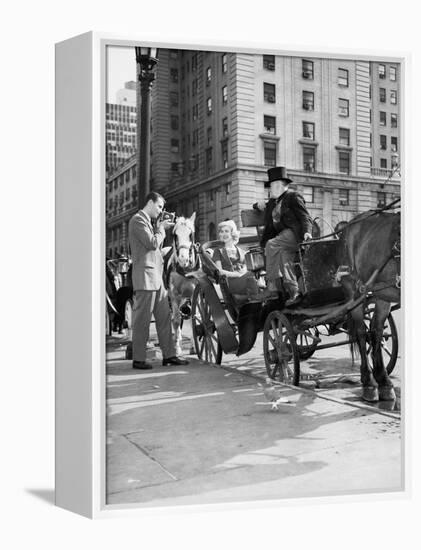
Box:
253, 166, 313, 306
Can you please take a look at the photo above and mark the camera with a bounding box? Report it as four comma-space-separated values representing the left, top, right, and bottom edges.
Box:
161, 211, 176, 223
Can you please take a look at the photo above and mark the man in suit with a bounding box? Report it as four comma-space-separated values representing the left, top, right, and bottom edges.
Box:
128, 191, 189, 370
254, 166, 313, 306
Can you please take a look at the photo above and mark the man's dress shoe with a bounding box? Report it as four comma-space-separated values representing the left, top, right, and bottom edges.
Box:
162, 356, 189, 366
132, 361, 153, 370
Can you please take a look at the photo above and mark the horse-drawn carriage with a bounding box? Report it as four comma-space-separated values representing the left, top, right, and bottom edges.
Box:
187, 204, 400, 403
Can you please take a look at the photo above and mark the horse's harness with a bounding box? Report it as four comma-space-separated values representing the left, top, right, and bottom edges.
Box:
172, 222, 200, 276
332, 200, 401, 296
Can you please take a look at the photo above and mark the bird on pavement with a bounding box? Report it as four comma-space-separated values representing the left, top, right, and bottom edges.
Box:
257, 378, 293, 411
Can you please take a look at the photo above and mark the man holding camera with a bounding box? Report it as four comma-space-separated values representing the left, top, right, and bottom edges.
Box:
128, 191, 189, 370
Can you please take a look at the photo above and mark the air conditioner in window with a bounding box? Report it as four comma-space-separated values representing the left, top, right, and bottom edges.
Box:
268, 94, 275, 103
377, 201, 386, 208
302, 72, 311, 79
268, 63, 275, 70
339, 199, 348, 206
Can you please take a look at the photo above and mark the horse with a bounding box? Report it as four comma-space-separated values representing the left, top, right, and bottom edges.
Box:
164, 213, 199, 356
338, 209, 401, 402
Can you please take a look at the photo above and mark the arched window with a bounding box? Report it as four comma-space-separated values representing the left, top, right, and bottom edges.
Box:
208, 222, 216, 241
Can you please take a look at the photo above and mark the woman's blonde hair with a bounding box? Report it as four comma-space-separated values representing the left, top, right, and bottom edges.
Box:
218, 219, 240, 243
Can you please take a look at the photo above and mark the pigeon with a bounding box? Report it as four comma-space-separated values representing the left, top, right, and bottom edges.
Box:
257, 378, 293, 411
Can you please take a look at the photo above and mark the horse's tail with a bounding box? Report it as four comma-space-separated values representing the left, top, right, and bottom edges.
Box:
346, 313, 360, 365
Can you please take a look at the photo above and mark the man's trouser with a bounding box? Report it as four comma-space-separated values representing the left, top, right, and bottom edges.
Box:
132, 285, 175, 362
265, 228, 299, 295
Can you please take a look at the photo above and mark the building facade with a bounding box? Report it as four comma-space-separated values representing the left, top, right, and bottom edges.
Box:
105, 102, 137, 174
106, 49, 401, 255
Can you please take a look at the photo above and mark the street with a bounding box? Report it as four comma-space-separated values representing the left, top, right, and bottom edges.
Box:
106, 310, 402, 507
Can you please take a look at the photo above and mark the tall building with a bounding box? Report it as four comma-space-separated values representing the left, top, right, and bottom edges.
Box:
116, 80, 137, 107
105, 102, 137, 173
150, 50, 401, 241
105, 49, 401, 256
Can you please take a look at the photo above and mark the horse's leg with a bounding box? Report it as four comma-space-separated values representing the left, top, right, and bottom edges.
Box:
350, 305, 379, 402
171, 299, 183, 357
371, 299, 396, 401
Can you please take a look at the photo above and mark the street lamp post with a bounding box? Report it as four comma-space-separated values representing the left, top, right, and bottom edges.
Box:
135, 47, 159, 209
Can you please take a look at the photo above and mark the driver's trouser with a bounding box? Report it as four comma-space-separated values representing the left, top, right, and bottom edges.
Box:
265, 229, 299, 296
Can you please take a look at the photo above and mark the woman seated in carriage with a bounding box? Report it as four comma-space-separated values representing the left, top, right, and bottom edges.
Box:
212, 219, 260, 299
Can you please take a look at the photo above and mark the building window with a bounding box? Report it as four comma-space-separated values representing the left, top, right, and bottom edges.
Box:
379, 88, 386, 102
303, 147, 315, 172
171, 115, 179, 130
369, 109, 372, 123
369, 133, 372, 148
132, 166, 136, 179
207, 97, 212, 115
378, 64, 386, 79
391, 155, 399, 169
192, 104, 198, 121
208, 222, 216, 241
207, 126, 212, 146
191, 53, 198, 72
302, 91, 314, 111
205, 147, 213, 174
208, 189, 215, 205
377, 191, 386, 207
380, 135, 387, 150
339, 127, 350, 146
222, 85, 228, 105
192, 79, 198, 96
391, 136, 398, 152
192, 128, 199, 146
380, 158, 387, 169
206, 66, 211, 84
338, 98, 349, 117
264, 141, 277, 166
303, 121, 315, 139
390, 90, 397, 104
222, 117, 228, 137
170, 68, 179, 82
264, 82, 276, 103
171, 162, 179, 174
263, 54, 275, 70
302, 186, 314, 204
339, 151, 350, 174
339, 188, 349, 206
264, 115, 276, 134
390, 66, 397, 81
221, 141, 228, 169
302, 59, 314, 79
221, 53, 227, 73
171, 139, 179, 153
391, 113, 398, 127
379, 111, 386, 126
338, 68, 349, 86
170, 91, 179, 107
224, 182, 231, 200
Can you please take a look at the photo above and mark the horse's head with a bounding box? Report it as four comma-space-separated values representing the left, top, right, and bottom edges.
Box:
172, 212, 196, 268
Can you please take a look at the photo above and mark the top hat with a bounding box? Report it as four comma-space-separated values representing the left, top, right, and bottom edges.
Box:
264, 166, 293, 188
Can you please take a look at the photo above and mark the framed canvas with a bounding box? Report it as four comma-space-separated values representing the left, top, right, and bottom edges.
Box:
55, 32, 408, 518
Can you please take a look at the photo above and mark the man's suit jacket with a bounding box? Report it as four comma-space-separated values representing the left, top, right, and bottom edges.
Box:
255, 190, 313, 247
128, 210, 165, 291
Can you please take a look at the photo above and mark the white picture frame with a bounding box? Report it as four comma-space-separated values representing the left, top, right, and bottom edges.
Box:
55, 31, 409, 519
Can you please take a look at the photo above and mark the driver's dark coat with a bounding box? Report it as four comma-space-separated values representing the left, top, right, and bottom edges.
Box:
254, 190, 313, 248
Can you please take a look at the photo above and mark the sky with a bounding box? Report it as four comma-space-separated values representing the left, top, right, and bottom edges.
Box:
106, 46, 136, 103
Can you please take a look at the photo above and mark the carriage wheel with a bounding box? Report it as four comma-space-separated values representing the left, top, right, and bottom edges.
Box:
191, 284, 223, 365
364, 306, 398, 375
263, 311, 300, 385
295, 326, 320, 360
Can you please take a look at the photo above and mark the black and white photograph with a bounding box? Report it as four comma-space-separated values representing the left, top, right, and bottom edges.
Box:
105, 44, 403, 507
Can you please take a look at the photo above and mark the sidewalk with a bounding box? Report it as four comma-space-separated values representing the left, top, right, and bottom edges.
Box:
106, 338, 402, 508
